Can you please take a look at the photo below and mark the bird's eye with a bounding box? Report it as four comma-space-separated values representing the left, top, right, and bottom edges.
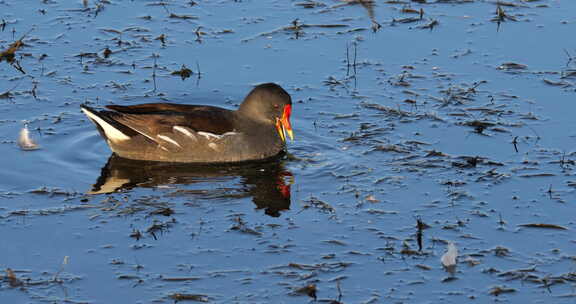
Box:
273, 104, 279, 109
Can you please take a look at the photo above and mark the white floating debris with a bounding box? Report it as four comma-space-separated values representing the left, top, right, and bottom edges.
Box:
441, 242, 458, 268
18, 124, 40, 151
365, 194, 380, 203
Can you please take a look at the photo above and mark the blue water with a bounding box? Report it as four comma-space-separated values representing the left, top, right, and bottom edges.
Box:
2, 1, 576, 303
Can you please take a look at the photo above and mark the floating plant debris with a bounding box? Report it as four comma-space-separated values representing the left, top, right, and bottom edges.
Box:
171, 64, 193, 80
489, 286, 516, 296
2, 1, 576, 303
441, 242, 458, 269
293, 283, 317, 300
0, 32, 27, 63
497, 62, 527, 70
18, 124, 40, 151
518, 223, 568, 230
169, 293, 209, 302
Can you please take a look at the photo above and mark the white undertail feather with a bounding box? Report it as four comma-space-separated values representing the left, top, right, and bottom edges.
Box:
82, 108, 131, 142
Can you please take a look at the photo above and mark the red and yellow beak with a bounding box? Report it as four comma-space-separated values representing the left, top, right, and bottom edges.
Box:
275, 104, 294, 142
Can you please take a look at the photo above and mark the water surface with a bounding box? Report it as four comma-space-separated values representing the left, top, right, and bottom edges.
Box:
2, 1, 576, 303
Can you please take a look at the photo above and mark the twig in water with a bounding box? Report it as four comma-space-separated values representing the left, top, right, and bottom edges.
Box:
195, 26, 204, 42
345, 42, 358, 77
30, 81, 38, 99
526, 125, 540, 140
564, 49, 574, 67
152, 53, 158, 92
498, 213, 506, 227
195, 61, 202, 86
371, 20, 381, 33
353, 42, 357, 75
336, 279, 343, 303
346, 43, 350, 76
161, 2, 171, 15
53, 256, 70, 282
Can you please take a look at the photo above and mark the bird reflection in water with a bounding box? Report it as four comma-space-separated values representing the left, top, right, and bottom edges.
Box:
89, 154, 293, 217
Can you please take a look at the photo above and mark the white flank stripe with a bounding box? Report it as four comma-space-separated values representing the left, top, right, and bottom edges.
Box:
173, 126, 197, 141
157, 135, 182, 148
198, 131, 222, 140
197, 131, 238, 140
82, 108, 130, 142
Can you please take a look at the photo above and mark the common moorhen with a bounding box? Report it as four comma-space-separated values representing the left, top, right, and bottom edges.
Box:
81, 83, 293, 163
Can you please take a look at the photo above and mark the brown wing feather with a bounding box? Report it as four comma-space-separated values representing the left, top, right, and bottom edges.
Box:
106, 103, 236, 135
107, 103, 222, 114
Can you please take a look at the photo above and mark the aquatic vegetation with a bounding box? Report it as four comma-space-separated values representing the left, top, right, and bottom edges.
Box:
2, 0, 576, 303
